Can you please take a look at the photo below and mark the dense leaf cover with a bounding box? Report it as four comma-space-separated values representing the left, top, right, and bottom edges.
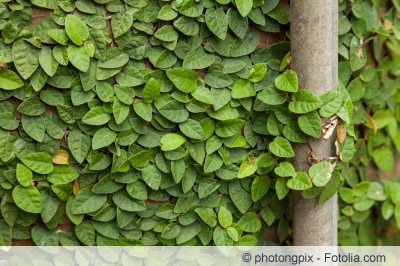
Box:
337, 0, 400, 246
0, 0, 355, 246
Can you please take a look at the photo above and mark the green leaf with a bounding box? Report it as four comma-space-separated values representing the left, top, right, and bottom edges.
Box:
66, 196, 84, 225
275, 70, 298, 92
298, 111, 321, 138
261, 207, 275, 226
367, 182, 386, 201
173, 17, 199, 36
179, 119, 204, 140
0, 129, 18, 162
71, 187, 107, 214
166, 68, 198, 93
229, 180, 252, 214
205, 71, 233, 88
113, 99, 129, 124
382, 200, 394, 220
0, 221, 11, 245
40, 191, 58, 223
198, 178, 220, 199
269, 137, 295, 158
48, 165, 79, 185
21, 115, 46, 142
287, 172, 312, 190
98, 48, 129, 69
251, 175, 270, 201
274, 162, 295, 177
238, 161, 257, 178
39, 46, 58, 77
18, 97, 45, 116
205, 7, 228, 40
112, 191, 146, 212
215, 119, 244, 138
12, 185, 42, 214
373, 147, 393, 173
183, 47, 215, 69
21, 152, 53, 174
127, 180, 148, 200
213, 227, 233, 246
111, 10, 134, 38
276, 177, 290, 200
319, 171, 341, 204
227, 8, 248, 39
96, 81, 114, 102
249, 63, 267, 82
65, 14, 89, 46
161, 224, 180, 239
31, 226, 58, 246
133, 100, 152, 122
268, 6, 289, 24
158, 5, 178, 20
115, 85, 135, 105
82, 107, 111, 125
218, 206, 233, 228
204, 153, 223, 173
143, 78, 160, 104
289, 89, 323, 114
16, 163, 33, 187
232, 79, 256, 99
92, 127, 117, 150
319, 91, 344, 117
75, 221, 95, 245
257, 86, 287, 105
195, 207, 217, 227
238, 212, 261, 232
0, 69, 24, 90
12, 39, 39, 79
309, 162, 332, 187
142, 164, 161, 190
67, 45, 90, 72
236, 0, 253, 17
68, 130, 91, 164
161, 133, 186, 151
154, 25, 178, 42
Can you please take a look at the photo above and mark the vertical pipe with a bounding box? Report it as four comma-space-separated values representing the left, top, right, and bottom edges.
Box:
290, 0, 338, 245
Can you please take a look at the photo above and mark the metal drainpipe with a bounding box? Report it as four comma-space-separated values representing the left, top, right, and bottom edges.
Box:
290, 0, 338, 245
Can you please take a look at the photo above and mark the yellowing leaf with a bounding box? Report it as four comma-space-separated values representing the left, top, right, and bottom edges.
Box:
73, 179, 80, 196
52, 150, 69, 165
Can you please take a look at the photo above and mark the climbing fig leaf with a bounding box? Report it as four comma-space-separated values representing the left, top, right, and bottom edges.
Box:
298, 111, 321, 138
16, 164, 33, 187
65, 15, 89, 46
275, 70, 298, 92
236, 0, 253, 17
288, 90, 323, 114
166, 68, 198, 93
269, 137, 295, 158
287, 172, 312, 190
218, 206, 233, 228
12, 185, 42, 214
0, 69, 24, 90
21, 152, 53, 174
309, 162, 332, 187
160, 133, 186, 151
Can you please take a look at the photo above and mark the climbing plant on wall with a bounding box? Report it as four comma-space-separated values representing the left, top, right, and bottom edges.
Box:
337, 0, 400, 245
0, 0, 354, 246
